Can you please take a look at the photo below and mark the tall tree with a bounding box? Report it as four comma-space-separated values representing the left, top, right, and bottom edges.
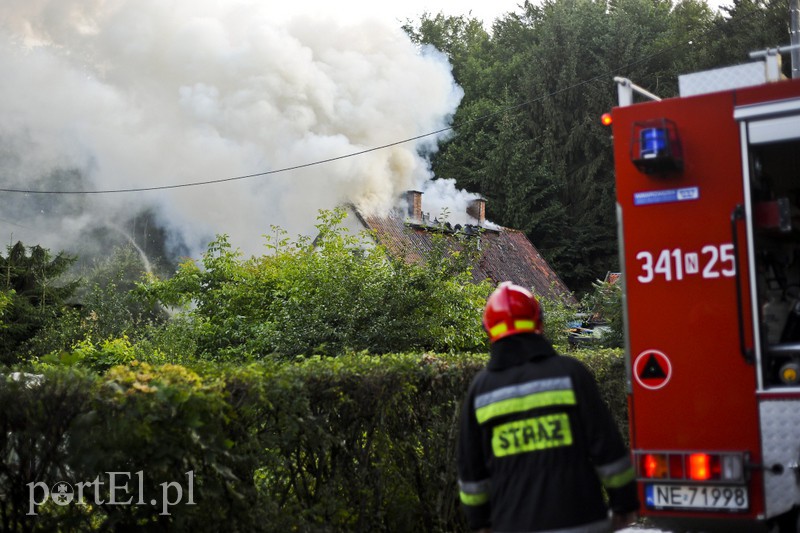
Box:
404, 13, 506, 199
708, 0, 793, 74
405, 0, 738, 292
0, 242, 79, 365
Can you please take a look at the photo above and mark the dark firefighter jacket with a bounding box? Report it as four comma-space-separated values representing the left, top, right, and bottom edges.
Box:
457, 333, 638, 533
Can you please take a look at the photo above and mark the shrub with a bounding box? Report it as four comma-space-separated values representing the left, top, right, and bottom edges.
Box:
138, 209, 493, 361
0, 348, 627, 532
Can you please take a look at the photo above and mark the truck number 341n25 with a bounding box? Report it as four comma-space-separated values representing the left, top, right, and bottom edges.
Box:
636, 244, 735, 283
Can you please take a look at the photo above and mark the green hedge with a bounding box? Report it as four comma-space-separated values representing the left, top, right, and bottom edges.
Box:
0, 349, 626, 532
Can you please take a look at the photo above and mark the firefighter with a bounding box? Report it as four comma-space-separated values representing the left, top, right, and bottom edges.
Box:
457, 282, 639, 532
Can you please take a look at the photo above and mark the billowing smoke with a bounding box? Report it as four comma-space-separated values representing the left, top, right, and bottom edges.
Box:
0, 0, 470, 265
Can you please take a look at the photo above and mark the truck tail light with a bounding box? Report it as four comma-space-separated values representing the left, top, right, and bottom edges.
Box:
641, 453, 686, 479
636, 451, 745, 482
643, 454, 668, 478
689, 453, 713, 480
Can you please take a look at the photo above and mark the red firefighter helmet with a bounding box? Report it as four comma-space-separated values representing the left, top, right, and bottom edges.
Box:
482, 282, 543, 342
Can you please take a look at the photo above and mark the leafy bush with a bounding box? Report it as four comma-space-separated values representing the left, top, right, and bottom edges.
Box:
0, 348, 627, 532
25, 245, 169, 362
537, 291, 577, 349
580, 278, 624, 348
572, 347, 629, 443
138, 209, 493, 361
9, 211, 583, 369
0, 367, 95, 532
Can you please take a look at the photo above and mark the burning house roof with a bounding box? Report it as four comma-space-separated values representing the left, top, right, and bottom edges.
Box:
347, 190, 576, 305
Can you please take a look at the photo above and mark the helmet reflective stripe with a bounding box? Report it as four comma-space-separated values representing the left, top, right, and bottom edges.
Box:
515, 319, 535, 330
488, 322, 508, 338
596, 456, 636, 488
458, 478, 490, 506
489, 319, 537, 338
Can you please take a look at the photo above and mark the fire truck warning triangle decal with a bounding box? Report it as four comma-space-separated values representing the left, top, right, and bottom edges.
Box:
633, 350, 672, 390
640, 353, 667, 379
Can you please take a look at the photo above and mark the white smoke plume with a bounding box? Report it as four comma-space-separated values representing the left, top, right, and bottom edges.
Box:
0, 0, 469, 263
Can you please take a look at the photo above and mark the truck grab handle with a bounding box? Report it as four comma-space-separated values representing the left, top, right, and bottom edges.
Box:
732, 204, 754, 364
613, 77, 662, 107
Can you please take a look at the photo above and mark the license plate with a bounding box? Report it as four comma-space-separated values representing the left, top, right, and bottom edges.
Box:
645, 484, 748, 511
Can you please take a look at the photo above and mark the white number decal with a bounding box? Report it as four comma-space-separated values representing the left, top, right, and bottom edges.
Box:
720, 244, 735, 277
672, 249, 684, 280
637, 251, 654, 283
702, 245, 720, 278
655, 249, 672, 281
636, 244, 736, 284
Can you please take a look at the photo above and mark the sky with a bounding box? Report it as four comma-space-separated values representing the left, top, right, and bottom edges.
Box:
271, 0, 528, 30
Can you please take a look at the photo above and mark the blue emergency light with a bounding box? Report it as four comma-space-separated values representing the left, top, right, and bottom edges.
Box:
631, 118, 682, 175
640, 128, 668, 159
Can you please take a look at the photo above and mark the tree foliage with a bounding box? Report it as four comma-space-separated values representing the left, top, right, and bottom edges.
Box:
20, 245, 169, 365
405, 0, 787, 292
0, 242, 79, 365
137, 209, 493, 361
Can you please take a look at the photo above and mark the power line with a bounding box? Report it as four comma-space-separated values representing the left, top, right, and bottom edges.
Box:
0, 129, 450, 195
0, 216, 32, 229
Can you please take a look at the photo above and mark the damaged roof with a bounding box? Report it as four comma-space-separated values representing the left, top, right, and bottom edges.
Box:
351, 206, 576, 305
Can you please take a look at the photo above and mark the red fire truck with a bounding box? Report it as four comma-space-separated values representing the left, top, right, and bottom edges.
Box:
610, 49, 800, 531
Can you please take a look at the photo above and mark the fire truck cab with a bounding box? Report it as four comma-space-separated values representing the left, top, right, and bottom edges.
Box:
611, 52, 800, 531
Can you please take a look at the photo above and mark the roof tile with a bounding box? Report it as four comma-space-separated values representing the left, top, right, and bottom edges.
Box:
357, 208, 576, 305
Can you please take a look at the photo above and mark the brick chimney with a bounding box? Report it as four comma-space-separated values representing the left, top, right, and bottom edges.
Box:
467, 197, 486, 225
405, 190, 422, 221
